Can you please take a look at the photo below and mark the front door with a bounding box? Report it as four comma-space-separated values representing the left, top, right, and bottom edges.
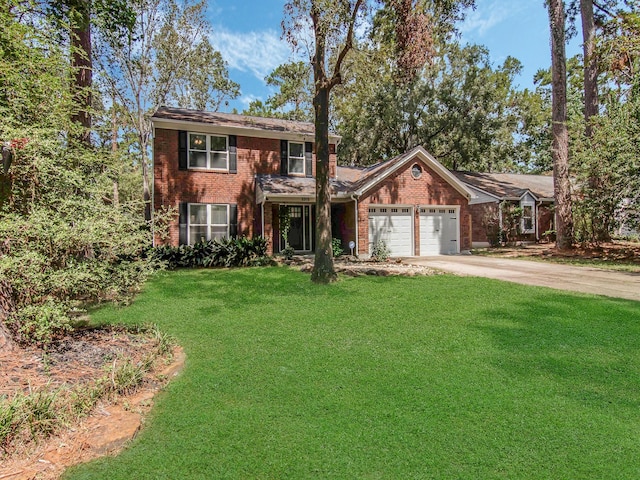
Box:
284, 205, 314, 251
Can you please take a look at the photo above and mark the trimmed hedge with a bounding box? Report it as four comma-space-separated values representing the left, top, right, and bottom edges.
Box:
151, 237, 274, 269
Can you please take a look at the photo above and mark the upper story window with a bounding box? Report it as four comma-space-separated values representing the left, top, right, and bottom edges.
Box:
281, 140, 312, 177
288, 142, 305, 175
189, 133, 228, 170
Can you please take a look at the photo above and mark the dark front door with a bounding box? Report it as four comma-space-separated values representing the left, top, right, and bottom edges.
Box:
284, 205, 314, 251
288, 206, 304, 250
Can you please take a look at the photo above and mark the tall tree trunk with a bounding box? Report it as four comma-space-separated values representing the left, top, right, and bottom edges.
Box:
311, 11, 336, 284
0, 280, 16, 351
70, 2, 92, 146
549, 0, 574, 249
311, 86, 336, 283
581, 0, 599, 135
580, 0, 608, 242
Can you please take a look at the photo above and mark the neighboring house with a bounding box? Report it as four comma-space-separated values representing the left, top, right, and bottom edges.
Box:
452, 171, 555, 247
152, 107, 474, 256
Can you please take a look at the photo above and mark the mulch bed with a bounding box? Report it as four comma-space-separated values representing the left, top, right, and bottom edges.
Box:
0, 326, 162, 401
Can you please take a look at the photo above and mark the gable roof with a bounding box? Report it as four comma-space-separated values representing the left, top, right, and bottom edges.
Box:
452, 171, 554, 201
152, 106, 341, 143
346, 146, 474, 199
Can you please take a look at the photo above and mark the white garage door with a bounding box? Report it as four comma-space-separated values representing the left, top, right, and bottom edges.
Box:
419, 207, 459, 255
368, 206, 413, 257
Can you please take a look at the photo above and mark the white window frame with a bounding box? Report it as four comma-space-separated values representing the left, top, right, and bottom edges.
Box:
188, 133, 229, 171
521, 202, 535, 234
288, 141, 305, 176
187, 203, 230, 245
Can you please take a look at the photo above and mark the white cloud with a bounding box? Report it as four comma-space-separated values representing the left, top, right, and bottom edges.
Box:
210, 28, 292, 81
239, 93, 263, 108
460, 1, 514, 38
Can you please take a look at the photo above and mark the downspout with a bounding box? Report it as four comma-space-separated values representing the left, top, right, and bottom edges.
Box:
535, 200, 542, 241
498, 200, 504, 244
261, 199, 265, 240
351, 194, 359, 256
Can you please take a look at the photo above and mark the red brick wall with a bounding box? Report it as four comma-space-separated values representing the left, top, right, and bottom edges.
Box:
538, 203, 553, 238
356, 159, 471, 255
153, 128, 337, 247
468, 202, 499, 244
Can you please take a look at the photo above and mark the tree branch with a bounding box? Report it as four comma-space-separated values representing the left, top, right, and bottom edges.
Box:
328, 0, 364, 90
592, 0, 616, 19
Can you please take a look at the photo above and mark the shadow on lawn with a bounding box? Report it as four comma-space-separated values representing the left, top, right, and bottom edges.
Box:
475, 292, 640, 409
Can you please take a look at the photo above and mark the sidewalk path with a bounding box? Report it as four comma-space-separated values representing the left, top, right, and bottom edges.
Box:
411, 256, 640, 302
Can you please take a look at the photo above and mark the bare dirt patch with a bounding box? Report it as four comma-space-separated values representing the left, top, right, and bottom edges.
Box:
0, 327, 184, 480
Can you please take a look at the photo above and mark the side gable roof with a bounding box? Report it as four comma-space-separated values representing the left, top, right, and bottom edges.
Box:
452, 171, 555, 201
152, 106, 341, 143
349, 146, 474, 199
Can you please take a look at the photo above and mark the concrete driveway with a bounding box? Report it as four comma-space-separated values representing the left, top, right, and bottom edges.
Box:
411, 255, 640, 302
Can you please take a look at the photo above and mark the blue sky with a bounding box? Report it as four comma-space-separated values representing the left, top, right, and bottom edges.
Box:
207, 0, 582, 113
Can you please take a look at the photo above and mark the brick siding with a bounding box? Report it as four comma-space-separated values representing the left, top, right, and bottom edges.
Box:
153, 128, 336, 252
356, 160, 471, 255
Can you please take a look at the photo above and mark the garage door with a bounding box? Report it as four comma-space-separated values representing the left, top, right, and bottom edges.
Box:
419, 207, 459, 255
368, 206, 413, 256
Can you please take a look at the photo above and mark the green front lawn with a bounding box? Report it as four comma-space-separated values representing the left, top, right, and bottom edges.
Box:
66, 267, 640, 479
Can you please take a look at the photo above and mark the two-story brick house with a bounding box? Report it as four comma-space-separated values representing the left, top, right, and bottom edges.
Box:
152, 107, 474, 256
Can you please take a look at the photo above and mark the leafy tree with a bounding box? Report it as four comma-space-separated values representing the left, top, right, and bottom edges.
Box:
570, 0, 640, 241
335, 40, 522, 171
548, 0, 574, 249
0, 2, 159, 347
45, 0, 136, 145
243, 61, 314, 121
572, 92, 640, 241
94, 0, 239, 220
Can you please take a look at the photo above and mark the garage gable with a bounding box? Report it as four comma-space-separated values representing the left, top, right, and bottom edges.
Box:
353, 146, 474, 200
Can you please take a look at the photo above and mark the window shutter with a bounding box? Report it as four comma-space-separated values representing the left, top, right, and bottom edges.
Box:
229, 204, 238, 238
179, 202, 188, 245
178, 131, 188, 170
305, 142, 313, 178
228, 135, 237, 173
280, 140, 288, 175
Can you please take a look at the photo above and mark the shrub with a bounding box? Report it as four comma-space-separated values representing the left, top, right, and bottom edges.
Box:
151, 236, 271, 269
332, 238, 344, 257
281, 245, 295, 260
370, 240, 390, 262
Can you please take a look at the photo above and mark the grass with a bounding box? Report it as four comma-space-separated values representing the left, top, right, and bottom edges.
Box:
65, 267, 640, 479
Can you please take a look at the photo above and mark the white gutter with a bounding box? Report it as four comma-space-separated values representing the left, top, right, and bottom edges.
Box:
535, 200, 542, 241
261, 200, 265, 240
351, 194, 359, 256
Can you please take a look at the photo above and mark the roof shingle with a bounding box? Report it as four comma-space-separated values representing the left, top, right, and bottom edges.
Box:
153, 106, 341, 138
452, 171, 554, 200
